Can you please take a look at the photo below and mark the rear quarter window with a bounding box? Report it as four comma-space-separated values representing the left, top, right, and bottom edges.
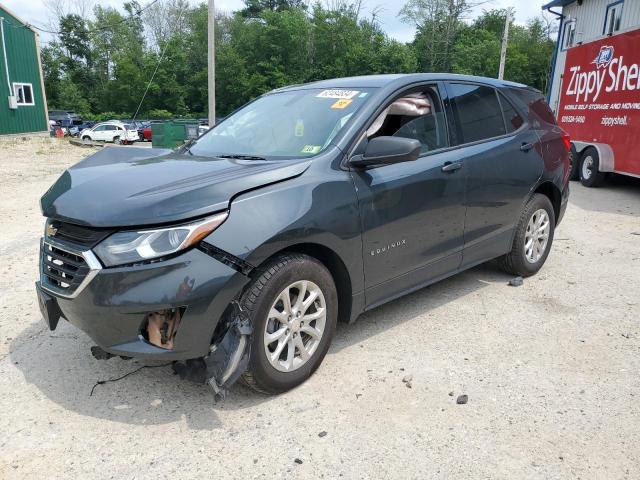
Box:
446, 83, 506, 144
509, 88, 556, 127
498, 92, 524, 133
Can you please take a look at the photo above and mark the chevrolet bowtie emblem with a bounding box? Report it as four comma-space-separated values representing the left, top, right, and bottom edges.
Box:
47, 224, 58, 237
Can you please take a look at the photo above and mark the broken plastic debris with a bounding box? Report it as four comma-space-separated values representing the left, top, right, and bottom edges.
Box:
146, 309, 182, 349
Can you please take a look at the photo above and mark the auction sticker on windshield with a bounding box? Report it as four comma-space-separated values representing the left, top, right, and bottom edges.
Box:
317, 89, 359, 99
301, 145, 322, 154
331, 99, 353, 109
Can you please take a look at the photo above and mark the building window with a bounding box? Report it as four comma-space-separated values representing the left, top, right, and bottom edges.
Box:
562, 20, 576, 50
604, 1, 624, 36
13, 83, 34, 106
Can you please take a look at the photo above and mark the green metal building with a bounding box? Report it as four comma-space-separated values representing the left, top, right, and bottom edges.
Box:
0, 4, 48, 135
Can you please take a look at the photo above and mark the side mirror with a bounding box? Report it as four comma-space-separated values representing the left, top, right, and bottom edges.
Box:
350, 136, 421, 168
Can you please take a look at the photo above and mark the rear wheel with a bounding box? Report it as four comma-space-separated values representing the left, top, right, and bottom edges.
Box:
240, 253, 337, 394
498, 193, 555, 277
579, 147, 607, 187
113, 136, 122, 145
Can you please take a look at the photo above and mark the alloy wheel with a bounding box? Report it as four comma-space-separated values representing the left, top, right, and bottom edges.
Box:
263, 280, 327, 372
524, 209, 550, 264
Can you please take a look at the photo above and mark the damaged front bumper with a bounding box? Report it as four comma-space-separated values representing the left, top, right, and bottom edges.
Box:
172, 307, 253, 399
37, 238, 253, 392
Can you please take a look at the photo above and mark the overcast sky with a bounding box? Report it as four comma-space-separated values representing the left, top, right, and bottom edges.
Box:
3, 0, 551, 44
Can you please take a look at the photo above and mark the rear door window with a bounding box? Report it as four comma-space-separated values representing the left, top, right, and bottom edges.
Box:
446, 83, 506, 144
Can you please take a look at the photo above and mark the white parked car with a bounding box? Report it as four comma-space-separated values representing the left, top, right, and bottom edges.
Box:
80, 122, 139, 144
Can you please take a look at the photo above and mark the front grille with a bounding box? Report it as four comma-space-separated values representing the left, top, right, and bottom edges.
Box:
47, 220, 114, 249
41, 241, 92, 296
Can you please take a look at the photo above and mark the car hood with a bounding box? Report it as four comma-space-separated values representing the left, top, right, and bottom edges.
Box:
41, 147, 312, 227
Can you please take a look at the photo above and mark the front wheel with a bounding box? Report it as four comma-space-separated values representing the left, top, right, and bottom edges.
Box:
240, 253, 338, 394
498, 193, 555, 277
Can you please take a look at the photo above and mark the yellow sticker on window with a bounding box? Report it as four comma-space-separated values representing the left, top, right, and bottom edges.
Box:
331, 99, 353, 109
301, 145, 322, 154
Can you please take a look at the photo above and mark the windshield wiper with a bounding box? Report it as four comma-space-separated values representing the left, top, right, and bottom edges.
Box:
217, 154, 266, 160
178, 139, 195, 155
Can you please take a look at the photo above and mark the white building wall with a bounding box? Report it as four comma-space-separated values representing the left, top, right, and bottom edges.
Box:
548, 0, 640, 113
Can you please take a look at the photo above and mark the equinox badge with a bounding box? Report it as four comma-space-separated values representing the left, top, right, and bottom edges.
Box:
370, 239, 406, 256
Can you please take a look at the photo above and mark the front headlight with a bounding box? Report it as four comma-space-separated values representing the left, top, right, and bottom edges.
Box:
94, 212, 228, 267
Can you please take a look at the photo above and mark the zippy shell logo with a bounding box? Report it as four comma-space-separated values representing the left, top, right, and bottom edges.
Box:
592, 46, 614, 68
565, 45, 640, 102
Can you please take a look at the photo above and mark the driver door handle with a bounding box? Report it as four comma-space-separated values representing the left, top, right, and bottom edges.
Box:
442, 161, 463, 173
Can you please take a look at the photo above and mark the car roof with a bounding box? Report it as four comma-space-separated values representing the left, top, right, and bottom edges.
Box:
273, 73, 528, 92
96, 121, 127, 127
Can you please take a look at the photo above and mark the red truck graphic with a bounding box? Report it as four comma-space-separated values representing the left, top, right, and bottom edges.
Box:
557, 28, 640, 186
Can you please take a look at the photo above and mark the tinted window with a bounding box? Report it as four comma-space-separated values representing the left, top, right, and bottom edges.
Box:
509, 88, 556, 127
447, 83, 505, 144
498, 93, 524, 133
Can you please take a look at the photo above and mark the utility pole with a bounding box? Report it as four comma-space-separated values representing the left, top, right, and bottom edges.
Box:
208, 0, 216, 126
498, 10, 511, 80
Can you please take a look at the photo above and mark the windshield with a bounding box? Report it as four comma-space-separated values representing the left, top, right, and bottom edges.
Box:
189, 87, 375, 159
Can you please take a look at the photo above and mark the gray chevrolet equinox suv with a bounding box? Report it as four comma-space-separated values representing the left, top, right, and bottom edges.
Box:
37, 74, 570, 396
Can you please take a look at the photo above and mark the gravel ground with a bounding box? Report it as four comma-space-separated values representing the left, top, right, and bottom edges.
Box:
1, 137, 639, 479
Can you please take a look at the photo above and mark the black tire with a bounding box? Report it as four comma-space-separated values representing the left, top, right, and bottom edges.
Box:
113, 136, 122, 145
579, 146, 607, 187
82, 135, 90, 141
240, 253, 338, 394
498, 193, 555, 277
569, 144, 579, 180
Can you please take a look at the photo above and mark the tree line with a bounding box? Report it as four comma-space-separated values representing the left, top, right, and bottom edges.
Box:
41, 0, 557, 120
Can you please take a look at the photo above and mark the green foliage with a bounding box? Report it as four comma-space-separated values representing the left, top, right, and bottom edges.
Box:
410, 6, 555, 92
147, 109, 174, 120
241, 0, 306, 17
42, 2, 555, 119
82, 112, 127, 122
56, 81, 91, 116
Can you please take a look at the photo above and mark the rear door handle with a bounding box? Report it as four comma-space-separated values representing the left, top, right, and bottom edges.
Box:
520, 142, 535, 152
442, 161, 463, 173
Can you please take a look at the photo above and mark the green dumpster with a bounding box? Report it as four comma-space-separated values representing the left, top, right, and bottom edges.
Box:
151, 120, 200, 149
